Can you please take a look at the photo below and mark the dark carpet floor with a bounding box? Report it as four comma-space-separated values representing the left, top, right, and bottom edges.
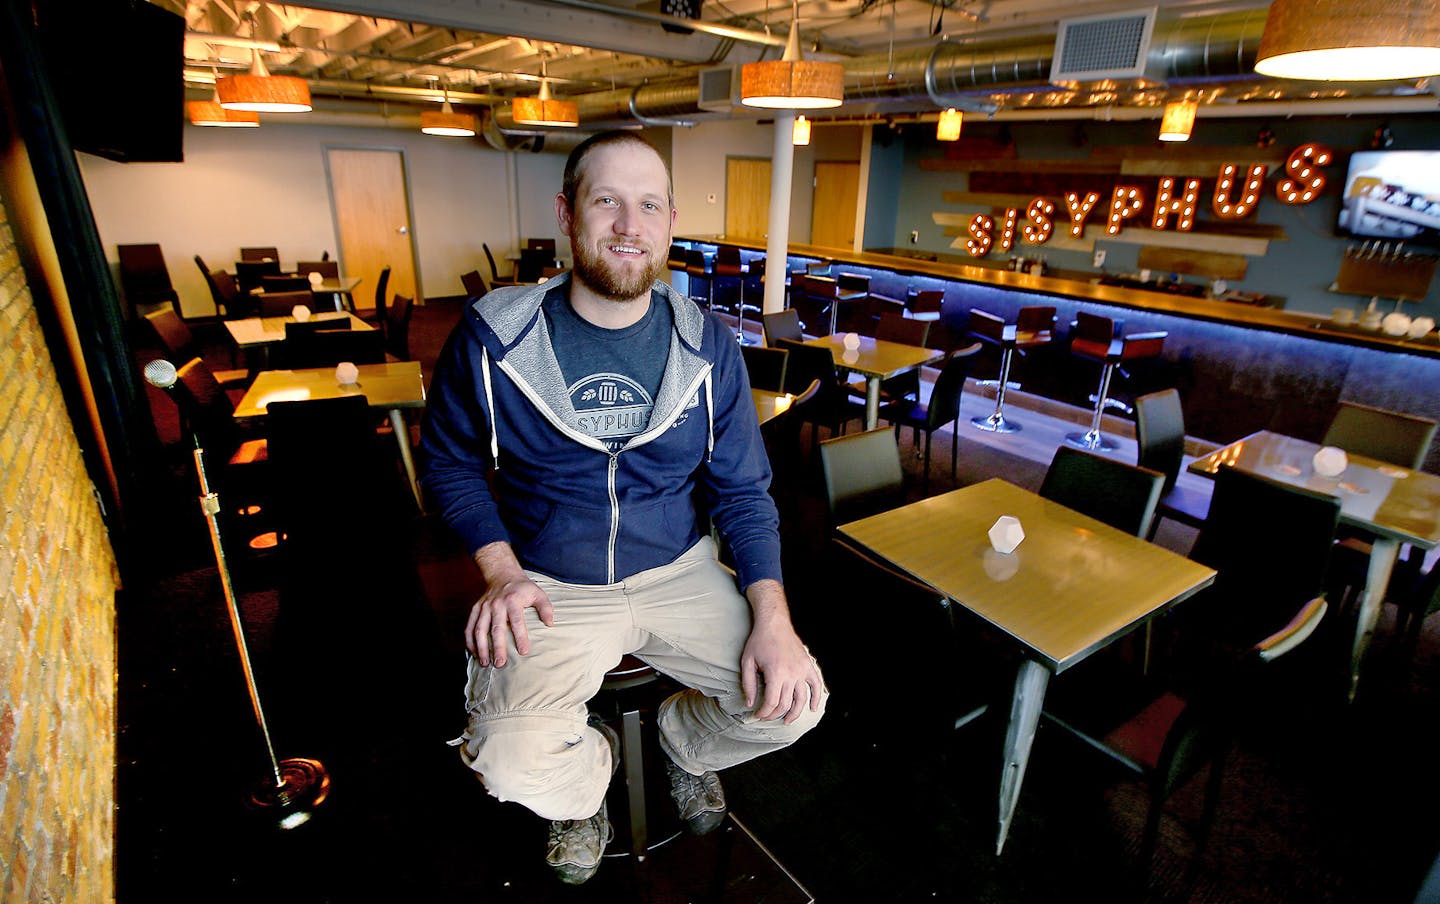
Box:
115, 298, 1440, 903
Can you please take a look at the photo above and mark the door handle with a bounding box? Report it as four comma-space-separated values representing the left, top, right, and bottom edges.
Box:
398, 226, 409, 235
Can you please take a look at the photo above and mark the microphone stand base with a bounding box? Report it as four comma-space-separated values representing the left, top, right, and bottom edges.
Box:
246, 757, 331, 829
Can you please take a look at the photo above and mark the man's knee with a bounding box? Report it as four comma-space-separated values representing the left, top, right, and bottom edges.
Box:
461, 722, 608, 821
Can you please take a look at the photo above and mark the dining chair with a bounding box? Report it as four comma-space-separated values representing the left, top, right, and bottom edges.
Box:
524, 237, 557, 255
284, 328, 385, 369
384, 294, 413, 361
142, 309, 250, 387
284, 319, 352, 339
1134, 389, 1211, 538
117, 243, 180, 311
758, 378, 820, 483
789, 274, 837, 337
169, 357, 267, 470
362, 265, 393, 332
776, 338, 864, 444
818, 425, 906, 526
264, 395, 410, 550
240, 246, 280, 262
877, 342, 982, 490
460, 269, 489, 300
762, 309, 803, 347
1088, 593, 1332, 880
483, 243, 517, 288
235, 259, 282, 295
1038, 446, 1165, 540
258, 290, 314, 319
1394, 558, 1440, 644
908, 289, 944, 322
296, 260, 339, 279
515, 248, 554, 283
262, 274, 312, 294
741, 345, 788, 393
1321, 401, 1436, 471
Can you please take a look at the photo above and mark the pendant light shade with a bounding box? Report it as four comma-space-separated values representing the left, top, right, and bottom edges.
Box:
217, 48, 311, 113
421, 83, 476, 137
936, 108, 962, 141
1254, 0, 1440, 81
188, 100, 260, 127
511, 69, 579, 127
792, 115, 811, 146
1158, 100, 1198, 142
740, 14, 844, 109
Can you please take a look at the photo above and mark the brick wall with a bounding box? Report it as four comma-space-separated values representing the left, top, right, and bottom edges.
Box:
0, 186, 118, 899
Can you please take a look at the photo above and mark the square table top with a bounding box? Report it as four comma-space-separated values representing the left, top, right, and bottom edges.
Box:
233, 361, 425, 420
1188, 430, 1440, 548
837, 478, 1216, 672
224, 311, 372, 349
751, 388, 796, 426
801, 334, 944, 381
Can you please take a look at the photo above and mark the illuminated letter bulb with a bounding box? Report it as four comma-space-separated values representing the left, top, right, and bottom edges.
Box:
1107, 186, 1145, 235
1276, 143, 1330, 205
1023, 198, 1054, 245
1152, 177, 1199, 231
1213, 163, 1267, 219
1064, 191, 1100, 238
966, 214, 994, 258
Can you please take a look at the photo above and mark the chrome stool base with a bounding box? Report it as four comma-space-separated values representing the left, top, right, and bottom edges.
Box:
972, 413, 1022, 433
1064, 429, 1118, 452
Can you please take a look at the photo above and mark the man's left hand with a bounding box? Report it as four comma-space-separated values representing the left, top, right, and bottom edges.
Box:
740, 580, 824, 724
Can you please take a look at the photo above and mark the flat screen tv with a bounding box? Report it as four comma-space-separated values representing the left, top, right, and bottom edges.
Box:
1337, 150, 1440, 249
35, 0, 184, 163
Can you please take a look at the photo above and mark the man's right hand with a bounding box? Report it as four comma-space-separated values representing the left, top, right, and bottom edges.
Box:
467, 541, 555, 668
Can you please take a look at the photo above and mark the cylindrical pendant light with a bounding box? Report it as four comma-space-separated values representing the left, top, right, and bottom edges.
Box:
936, 108, 962, 141
1158, 100, 1198, 142
217, 47, 311, 113
188, 100, 260, 127
511, 60, 580, 127
792, 115, 812, 146
741, 4, 844, 109
1254, 0, 1440, 81
421, 81, 476, 137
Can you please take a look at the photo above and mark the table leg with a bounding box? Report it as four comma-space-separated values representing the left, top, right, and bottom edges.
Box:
1349, 536, 1400, 702
864, 377, 881, 430
996, 658, 1050, 855
388, 409, 424, 512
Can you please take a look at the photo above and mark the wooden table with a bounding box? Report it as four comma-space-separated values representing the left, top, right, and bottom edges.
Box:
1188, 430, 1440, 700
224, 311, 372, 368
233, 361, 427, 510
751, 388, 796, 426
836, 479, 1216, 854
802, 334, 943, 429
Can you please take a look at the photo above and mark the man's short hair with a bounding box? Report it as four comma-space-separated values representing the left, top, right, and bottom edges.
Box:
562, 130, 673, 209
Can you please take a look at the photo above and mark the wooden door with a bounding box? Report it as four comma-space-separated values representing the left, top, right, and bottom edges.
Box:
326, 147, 420, 308
811, 161, 860, 249
725, 157, 771, 240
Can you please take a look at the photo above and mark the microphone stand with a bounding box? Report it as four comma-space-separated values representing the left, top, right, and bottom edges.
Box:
189, 439, 329, 828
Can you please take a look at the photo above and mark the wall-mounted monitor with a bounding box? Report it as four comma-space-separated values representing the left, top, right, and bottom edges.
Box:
1338, 150, 1440, 249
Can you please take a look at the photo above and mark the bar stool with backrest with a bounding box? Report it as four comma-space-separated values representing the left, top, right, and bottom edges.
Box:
684, 249, 715, 312
969, 305, 1055, 434
713, 245, 757, 343
1065, 312, 1166, 452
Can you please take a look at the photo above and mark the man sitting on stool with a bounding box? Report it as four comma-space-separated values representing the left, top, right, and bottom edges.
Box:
420, 130, 827, 885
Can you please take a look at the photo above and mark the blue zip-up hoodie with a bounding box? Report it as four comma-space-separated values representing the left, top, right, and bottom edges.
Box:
419, 273, 782, 590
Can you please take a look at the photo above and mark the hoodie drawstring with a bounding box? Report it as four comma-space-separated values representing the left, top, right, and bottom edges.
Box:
703, 372, 714, 463
481, 345, 500, 468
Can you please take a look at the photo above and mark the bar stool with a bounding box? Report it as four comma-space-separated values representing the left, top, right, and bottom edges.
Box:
1065, 312, 1167, 452
684, 248, 714, 311
713, 245, 756, 344
595, 655, 681, 862
969, 305, 1056, 434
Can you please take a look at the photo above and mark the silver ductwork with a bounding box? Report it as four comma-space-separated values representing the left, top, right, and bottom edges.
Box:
562, 10, 1272, 129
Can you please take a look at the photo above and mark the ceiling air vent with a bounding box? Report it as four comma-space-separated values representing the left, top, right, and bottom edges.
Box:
1050, 8, 1157, 83
697, 66, 739, 112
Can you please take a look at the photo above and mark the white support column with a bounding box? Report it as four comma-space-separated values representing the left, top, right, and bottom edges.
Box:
762, 111, 796, 316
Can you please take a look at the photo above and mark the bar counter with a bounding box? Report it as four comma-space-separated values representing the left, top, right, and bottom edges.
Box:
679, 235, 1440, 471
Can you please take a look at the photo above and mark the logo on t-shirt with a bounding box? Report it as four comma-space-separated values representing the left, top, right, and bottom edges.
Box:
570, 373, 654, 449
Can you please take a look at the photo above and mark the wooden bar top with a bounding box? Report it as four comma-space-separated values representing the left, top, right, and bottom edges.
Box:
680, 235, 1440, 360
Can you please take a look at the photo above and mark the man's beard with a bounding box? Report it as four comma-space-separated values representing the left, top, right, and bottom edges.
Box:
570, 237, 666, 301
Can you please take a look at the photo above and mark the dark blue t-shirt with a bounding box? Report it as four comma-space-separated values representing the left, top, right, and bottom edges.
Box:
544, 286, 672, 451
